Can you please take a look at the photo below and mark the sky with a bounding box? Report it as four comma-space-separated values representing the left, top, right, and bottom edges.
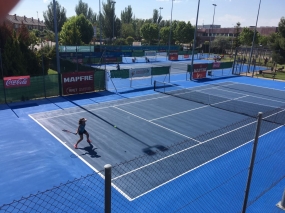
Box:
9, 0, 285, 28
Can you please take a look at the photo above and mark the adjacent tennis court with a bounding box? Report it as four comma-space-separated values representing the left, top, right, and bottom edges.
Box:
27, 81, 285, 202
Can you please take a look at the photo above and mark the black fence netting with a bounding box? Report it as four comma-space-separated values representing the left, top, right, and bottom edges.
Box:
0, 170, 105, 213
0, 115, 284, 212
154, 81, 285, 126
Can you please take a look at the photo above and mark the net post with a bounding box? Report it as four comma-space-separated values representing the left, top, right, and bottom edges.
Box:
153, 80, 156, 91
276, 188, 285, 210
151, 67, 153, 85
104, 164, 112, 213
241, 112, 263, 213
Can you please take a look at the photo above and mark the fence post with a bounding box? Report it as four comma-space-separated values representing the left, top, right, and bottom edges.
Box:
276, 188, 285, 210
105, 164, 112, 213
0, 48, 7, 103
242, 112, 263, 213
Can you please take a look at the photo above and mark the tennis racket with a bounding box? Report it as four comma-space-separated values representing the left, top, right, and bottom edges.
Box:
62, 129, 77, 135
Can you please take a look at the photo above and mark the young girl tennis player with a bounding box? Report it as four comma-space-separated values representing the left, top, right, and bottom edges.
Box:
74, 118, 91, 149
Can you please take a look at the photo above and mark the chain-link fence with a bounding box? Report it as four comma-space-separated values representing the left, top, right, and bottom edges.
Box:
1, 115, 284, 213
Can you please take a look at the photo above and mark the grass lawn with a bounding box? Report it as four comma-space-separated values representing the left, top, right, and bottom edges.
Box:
48, 69, 57, 75
256, 71, 285, 80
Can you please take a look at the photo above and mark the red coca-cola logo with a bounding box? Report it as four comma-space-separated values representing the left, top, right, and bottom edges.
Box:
6, 78, 28, 86
4, 76, 30, 88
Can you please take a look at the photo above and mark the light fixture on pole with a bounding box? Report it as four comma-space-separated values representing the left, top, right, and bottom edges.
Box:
209, 3, 217, 59
168, 0, 174, 55
249, 0, 262, 77
190, 0, 201, 80
99, 0, 102, 50
158, 7, 163, 45
53, 0, 62, 96
111, 1, 116, 41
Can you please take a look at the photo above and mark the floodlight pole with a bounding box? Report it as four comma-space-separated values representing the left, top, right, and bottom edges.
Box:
99, 0, 102, 50
209, 3, 217, 59
111, 1, 116, 42
158, 7, 163, 45
249, 0, 262, 77
190, 0, 201, 81
168, 0, 174, 56
53, 0, 62, 96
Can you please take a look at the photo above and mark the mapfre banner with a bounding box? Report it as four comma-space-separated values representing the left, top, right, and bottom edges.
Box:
4, 76, 30, 88
192, 63, 208, 79
62, 71, 94, 95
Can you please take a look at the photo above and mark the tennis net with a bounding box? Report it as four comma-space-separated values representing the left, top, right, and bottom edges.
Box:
154, 81, 285, 125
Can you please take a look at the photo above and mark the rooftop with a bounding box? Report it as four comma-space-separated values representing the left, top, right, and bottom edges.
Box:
6, 14, 45, 27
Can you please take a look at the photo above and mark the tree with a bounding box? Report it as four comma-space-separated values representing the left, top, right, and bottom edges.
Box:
233, 22, 241, 49
268, 17, 285, 64
75, 14, 94, 43
140, 23, 158, 44
75, 0, 97, 24
43, 0, 67, 32
114, 38, 127, 45
121, 5, 133, 24
259, 35, 268, 47
132, 18, 145, 40
121, 23, 135, 39
278, 16, 285, 37
60, 15, 93, 45
211, 36, 231, 54
1, 23, 42, 77
174, 21, 194, 44
159, 26, 170, 44
102, 0, 117, 39
126, 36, 134, 45
239, 27, 260, 46
152, 9, 159, 24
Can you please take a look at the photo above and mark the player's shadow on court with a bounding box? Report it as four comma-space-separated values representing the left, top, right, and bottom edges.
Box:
79, 144, 101, 158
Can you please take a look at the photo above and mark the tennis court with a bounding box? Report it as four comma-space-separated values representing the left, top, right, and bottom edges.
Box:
27, 81, 285, 202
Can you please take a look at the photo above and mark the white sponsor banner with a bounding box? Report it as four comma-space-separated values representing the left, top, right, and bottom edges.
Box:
132, 42, 141, 46
129, 68, 151, 78
145, 51, 156, 57
157, 52, 167, 56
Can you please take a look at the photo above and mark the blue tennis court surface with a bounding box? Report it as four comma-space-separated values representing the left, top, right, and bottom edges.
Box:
1, 77, 285, 212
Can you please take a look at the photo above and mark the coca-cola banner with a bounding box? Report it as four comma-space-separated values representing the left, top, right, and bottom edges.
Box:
4, 76, 31, 88
62, 71, 94, 95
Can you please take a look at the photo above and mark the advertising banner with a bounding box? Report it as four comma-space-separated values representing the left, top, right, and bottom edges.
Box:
4, 76, 30, 88
213, 62, 221, 69
145, 51, 157, 57
168, 52, 178, 61
62, 71, 94, 95
192, 63, 208, 79
129, 68, 151, 78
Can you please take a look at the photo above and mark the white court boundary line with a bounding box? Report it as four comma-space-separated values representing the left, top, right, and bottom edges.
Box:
28, 114, 133, 201
149, 95, 249, 121
211, 87, 285, 104
33, 82, 236, 120
227, 81, 285, 92
113, 106, 200, 142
